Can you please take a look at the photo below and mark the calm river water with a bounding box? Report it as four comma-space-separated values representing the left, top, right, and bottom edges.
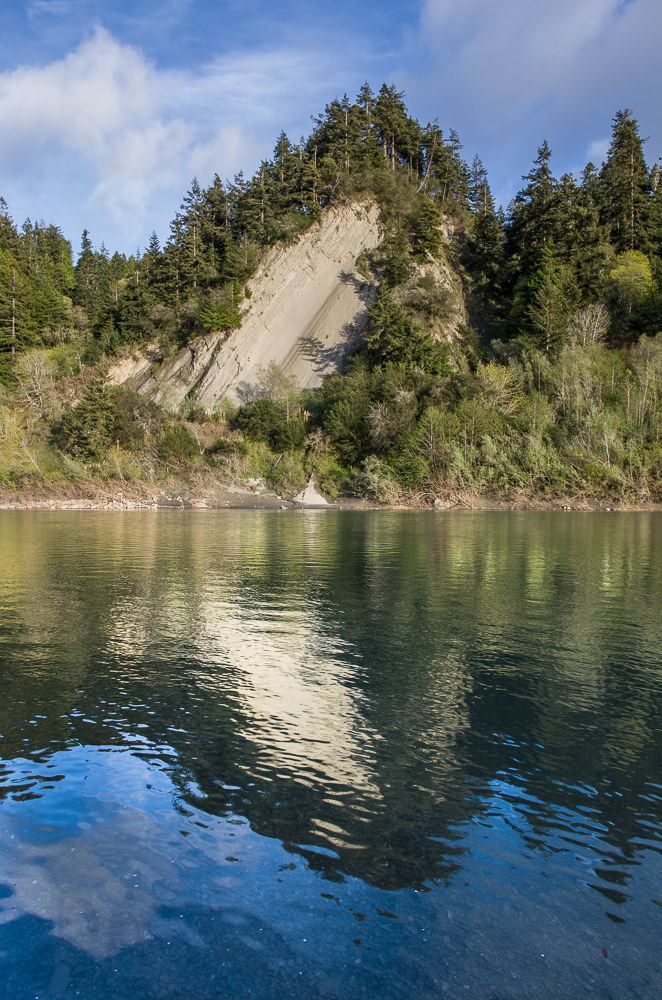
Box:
0, 510, 661, 999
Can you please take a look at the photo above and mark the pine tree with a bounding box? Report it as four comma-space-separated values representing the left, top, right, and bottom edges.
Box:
234, 163, 272, 242
468, 155, 493, 214
599, 110, 650, 252
169, 179, 208, 292
381, 228, 414, 286
37, 223, 75, 297
108, 252, 126, 306
374, 84, 410, 171
143, 231, 170, 300
310, 97, 362, 180
355, 82, 378, 165
442, 130, 469, 209
412, 196, 442, 260
508, 141, 558, 259
112, 263, 154, 345
419, 121, 444, 196
201, 174, 232, 277
73, 230, 102, 322
269, 131, 304, 225
463, 199, 504, 300
580, 162, 600, 208
58, 370, 116, 459
643, 164, 662, 282
526, 244, 574, 353
0, 198, 20, 255
0, 250, 38, 360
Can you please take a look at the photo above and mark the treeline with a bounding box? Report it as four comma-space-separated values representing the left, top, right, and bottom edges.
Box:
464, 110, 662, 351
2, 89, 661, 373
0, 85, 661, 502
230, 101, 662, 502
0, 207, 75, 379
0, 83, 473, 377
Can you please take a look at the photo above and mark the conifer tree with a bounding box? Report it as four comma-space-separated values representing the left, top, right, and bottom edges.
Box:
599, 110, 650, 252
169, 179, 207, 292
0, 198, 20, 255
269, 131, 304, 225
355, 82, 378, 164
507, 141, 558, 261
526, 245, 575, 353
464, 193, 504, 300
201, 174, 232, 276
143, 232, 169, 300
643, 165, 662, 280
468, 155, 493, 214
73, 230, 102, 322
310, 97, 362, 179
374, 85, 409, 171
412, 196, 442, 260
419, 121, 445, 195
442, 130, 469, 208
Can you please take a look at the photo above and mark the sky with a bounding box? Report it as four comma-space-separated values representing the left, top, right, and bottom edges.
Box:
0, 0, 659, 258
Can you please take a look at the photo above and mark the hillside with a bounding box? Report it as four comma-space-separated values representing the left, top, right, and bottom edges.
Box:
110, 202, 382, 409
1, 86, 661, 508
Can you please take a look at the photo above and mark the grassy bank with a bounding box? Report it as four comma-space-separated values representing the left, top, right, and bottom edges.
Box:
1, 336, 661, 510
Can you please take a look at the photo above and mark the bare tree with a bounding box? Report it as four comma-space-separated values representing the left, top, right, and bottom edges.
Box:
256, 362, 300, 421
567, 303, 609, 347
13, 350, 56, 415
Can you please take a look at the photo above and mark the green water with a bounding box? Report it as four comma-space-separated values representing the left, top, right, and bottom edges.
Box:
0, 510, 661, 999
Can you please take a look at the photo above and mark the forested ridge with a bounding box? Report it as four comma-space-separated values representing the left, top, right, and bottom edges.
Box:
1, 84, 661, 504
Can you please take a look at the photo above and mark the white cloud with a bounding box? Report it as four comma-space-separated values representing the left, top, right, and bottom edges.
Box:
414, 0, 642, 131
9, 2, 655, 251
405, 0, 661, 204
586, 137, 610, 166
0, 26, 355, 250
26, 0, 87, 16
1, 29, 155, 158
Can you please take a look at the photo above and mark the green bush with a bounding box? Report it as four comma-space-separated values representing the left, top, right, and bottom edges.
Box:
235, 398, 306, 451
0, 354, 14, 389
267, 451, 307, 495
235, 398, 282, 443
54, 379, 159, 460
158, 424, 200, 462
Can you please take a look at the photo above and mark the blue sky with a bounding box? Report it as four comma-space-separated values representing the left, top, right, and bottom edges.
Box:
1, 0, 659, 257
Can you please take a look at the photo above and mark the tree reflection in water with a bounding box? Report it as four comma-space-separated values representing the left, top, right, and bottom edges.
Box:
0, 510, 661, 997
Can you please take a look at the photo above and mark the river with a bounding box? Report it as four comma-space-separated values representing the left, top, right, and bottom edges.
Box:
0, 510, 660, 998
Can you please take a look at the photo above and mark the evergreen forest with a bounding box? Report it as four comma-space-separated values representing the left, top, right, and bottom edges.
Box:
1, 84, 661, 505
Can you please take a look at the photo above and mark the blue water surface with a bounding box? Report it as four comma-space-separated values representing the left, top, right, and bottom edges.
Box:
0, 510, 661, 999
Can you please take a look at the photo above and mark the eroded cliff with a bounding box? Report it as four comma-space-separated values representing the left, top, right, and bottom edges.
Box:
111, 201, 382, 410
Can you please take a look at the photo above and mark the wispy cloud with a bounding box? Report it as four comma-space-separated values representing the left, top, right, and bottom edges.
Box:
26, 0, 89, 17
586, 137, 611, 166
404, 0, 661, 204
0, 26, 357, 248
5, 1, 657, 250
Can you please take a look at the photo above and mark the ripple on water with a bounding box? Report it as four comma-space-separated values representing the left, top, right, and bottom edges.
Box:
1, 511, 662, 999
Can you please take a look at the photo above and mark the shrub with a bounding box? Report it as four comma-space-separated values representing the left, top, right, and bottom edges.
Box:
358, 455, 403, 503
267, 451, 307, 495
54, 379, 159, 460
235, 398, 282, 444
158, 424, 200, 462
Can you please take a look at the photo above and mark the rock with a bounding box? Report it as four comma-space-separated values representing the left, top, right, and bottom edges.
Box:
292, 477, 332, 507
110, 202, 382, 410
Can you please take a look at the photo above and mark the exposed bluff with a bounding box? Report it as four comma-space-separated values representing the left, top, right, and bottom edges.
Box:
111, 202, 382, 410
110, 200, 467, 411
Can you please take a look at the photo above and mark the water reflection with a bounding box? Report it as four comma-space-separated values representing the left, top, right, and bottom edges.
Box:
0, 511, 661, 996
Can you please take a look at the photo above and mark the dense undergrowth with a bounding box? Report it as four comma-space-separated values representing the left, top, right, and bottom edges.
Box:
1, 86, 661, 503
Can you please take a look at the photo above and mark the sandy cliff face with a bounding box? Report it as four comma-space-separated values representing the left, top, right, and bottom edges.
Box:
112, 201, 382, 410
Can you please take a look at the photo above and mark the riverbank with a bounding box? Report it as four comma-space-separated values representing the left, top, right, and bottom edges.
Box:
0, 479, 376, 510
1, 479, 659, 511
